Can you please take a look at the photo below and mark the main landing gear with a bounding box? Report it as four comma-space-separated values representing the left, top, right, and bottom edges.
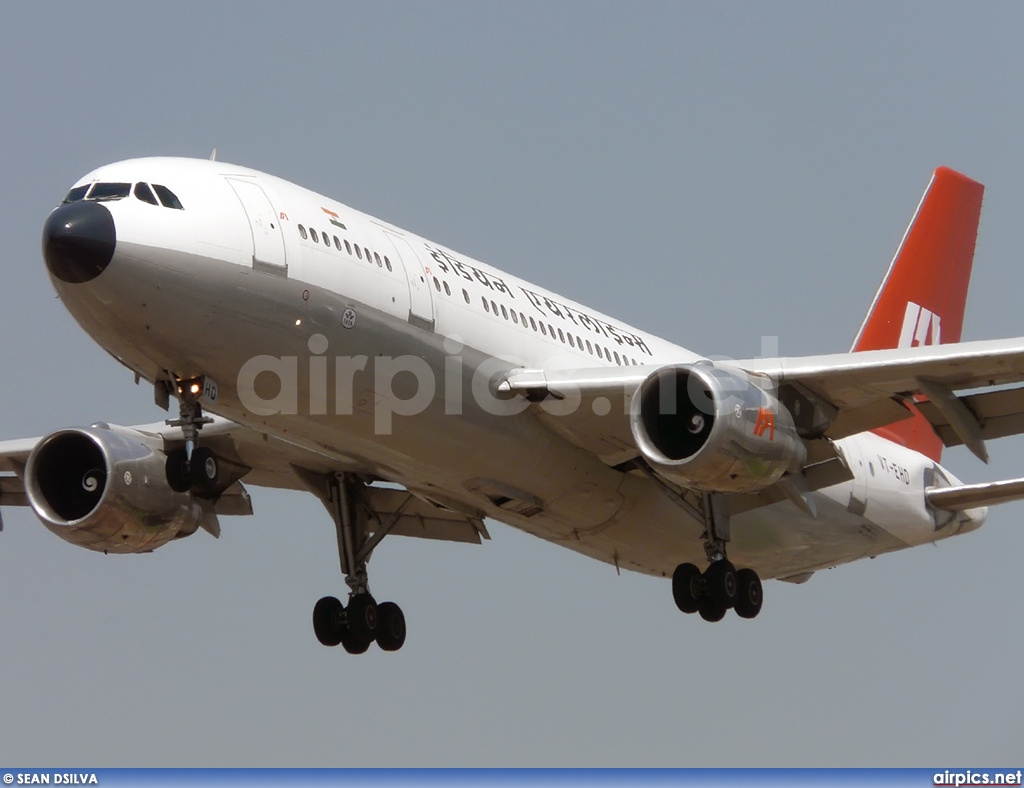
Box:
311, 473, 407, 654
670, 492, 763, 622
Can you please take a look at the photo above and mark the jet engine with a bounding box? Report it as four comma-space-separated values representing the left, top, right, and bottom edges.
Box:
629, 363, 806, 493
25, 425, 204, 553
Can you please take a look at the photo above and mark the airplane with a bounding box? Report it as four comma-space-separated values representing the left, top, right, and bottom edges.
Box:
2, 158, 1023, 655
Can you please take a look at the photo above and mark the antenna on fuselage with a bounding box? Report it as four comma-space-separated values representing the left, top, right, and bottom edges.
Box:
209, 148, 217, 162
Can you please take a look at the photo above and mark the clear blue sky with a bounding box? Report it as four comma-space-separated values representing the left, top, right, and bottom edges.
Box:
1, 2, 1021, 765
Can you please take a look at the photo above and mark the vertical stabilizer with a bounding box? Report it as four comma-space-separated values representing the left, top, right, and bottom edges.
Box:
851, 167, 984, 461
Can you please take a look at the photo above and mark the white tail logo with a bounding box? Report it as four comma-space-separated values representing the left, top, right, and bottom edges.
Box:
898, 301, 941, 348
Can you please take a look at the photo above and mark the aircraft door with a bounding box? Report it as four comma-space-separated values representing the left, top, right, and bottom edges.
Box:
226, 178, 287, 272
385, 231, 434, 330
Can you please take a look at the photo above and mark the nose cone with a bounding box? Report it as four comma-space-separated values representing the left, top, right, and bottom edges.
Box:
42, 201, 116, 284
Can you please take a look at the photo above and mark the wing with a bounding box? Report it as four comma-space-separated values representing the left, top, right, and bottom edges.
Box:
0, 416, 487, 545
501, 336, 1024, 469
735, 336, 1024, 460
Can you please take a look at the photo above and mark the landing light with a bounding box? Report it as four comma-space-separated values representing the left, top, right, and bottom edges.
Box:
295, 318, 302, 326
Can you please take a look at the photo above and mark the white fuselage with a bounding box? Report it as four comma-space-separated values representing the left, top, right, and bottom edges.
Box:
47, 157, 985, 582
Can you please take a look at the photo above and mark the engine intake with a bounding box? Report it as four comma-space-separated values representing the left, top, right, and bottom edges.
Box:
630, 363, 806, 493
26, 426, 204, 553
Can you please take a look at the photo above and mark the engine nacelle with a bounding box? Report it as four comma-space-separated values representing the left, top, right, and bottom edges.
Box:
25, 425, 204, 553
629, 363, 806, 493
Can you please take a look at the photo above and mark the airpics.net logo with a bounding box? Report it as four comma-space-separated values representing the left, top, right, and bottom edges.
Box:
231, 332, 783, 434
933, 771, 1023, 786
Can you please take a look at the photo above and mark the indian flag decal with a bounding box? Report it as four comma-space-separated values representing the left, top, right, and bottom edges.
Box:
321, 207, 346, 230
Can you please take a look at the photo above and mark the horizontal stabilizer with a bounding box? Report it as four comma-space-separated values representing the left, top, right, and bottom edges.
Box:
926, 478, 1024, 511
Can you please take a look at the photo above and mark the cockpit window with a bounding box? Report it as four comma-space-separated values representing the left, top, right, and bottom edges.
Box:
152, 184, 183, 210
86, 182, 131, 201
62, 185, 90, 203
134, 182, 159, 205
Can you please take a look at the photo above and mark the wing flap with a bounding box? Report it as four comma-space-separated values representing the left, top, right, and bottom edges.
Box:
0, 475, 27, 507
363, 488, 489, 544
916, 386, 1024, 447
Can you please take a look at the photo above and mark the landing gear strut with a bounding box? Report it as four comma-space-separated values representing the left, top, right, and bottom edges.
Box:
164, 377, 215, 493
312, 473, 406, 653
670, 492, 763, 622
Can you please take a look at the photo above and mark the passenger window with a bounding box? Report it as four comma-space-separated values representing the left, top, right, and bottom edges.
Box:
323, 232, 331, 246
586, 340, 593, 354
310, 228, 320, 243
152, 184, 183, 209
87, 182, 131, 201
558, 328, 565, 343
568, 334, 575, 348
540, 323, 547, 336
530, 317, 537, 331
511, 310, 519, 324
298, 225, 308, 240
519, 312, 527, 325
548, 324, 555, 338
374, 252, 382, 267
334, 236, 342, 250
444, 282, 451, 296
62, 185, 90, 203
463, 289, 470, 304
596, 345, 603, 359
384, 256, 393, 272
501, 305, 508, 320
355, 245, 362, 260
345, 240, 352, 255
433, 276, 441, 291
483, 298, 490, 313
577, 336, 584, 350
363, 247, 371, 263
134, 183, 158, 205
491, 300, 498, 314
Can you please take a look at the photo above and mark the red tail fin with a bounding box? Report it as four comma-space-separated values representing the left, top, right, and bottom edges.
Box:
851, 167, 984, 461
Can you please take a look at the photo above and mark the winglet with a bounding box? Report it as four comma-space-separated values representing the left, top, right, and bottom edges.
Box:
851, 167, 985, 461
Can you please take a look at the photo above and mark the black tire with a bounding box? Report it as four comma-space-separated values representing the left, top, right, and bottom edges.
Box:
312, 596, 344, 647
346, 593, 378, 640
698, 597, 727, 622
190, 447, 220, 496
671, 562, 702, 614
340, 629, 372, 655
704, 560, 738, 608
734, 568, 763, 619
165, 448, 191, 493
376, 602, 406, 652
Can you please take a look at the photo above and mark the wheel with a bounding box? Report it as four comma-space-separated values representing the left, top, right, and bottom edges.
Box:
165, 448, 191, 493
346, 593, 378, 640
704, 560, 738, 608
312, 596, 344, 647
734, 568, 763, 619
190, 447, 220, 496
671, 562, 702, 614
340, 629, 373, 654
376, 602, 406, 652
698, 597, 727, 622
